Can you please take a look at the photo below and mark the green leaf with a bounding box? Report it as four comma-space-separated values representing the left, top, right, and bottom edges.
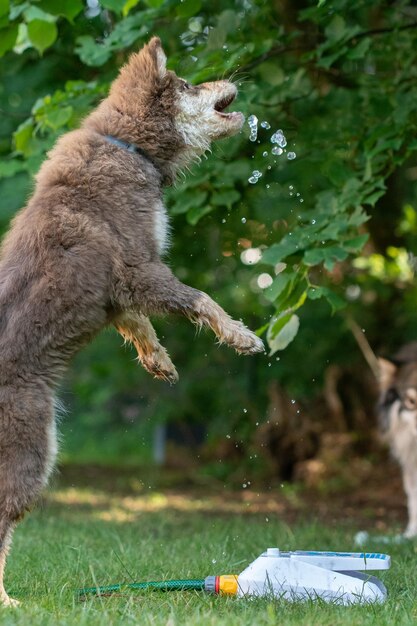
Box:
0, 0, 9, 19
75, 36, 111, 66
0, 23, 17, 56
101, 0, 124, 13
210, 189, 240, 207
347, 37, 370, 60
176, 0, 201, 18
264, 272, 293, 303
262, 239, 301, 265
304, 246, 349, 270
24, 6, 56, 22
276, 281, 307, 314
267, 313, 300, 354
38, 0, 83, 21
144, 0, 165, 7
13, 118, 34, 155
343, 233, 369, 253
186, 204, 212, 225
0, 173, 31, 220
27, 19, 57, 54
307, 286, 345, 313
170, 191, 207, 216
207, 9, 238, 50
0, 159, 27, 178
324, 289, 345, 313
324, 15, 346, 41
123, 0, 140, 16
44, 106, 73, 130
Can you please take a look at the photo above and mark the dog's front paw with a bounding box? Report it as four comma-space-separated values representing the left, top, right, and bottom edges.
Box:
226, 321, 265, 355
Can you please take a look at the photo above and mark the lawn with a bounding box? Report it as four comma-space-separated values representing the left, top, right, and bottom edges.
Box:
0, 466, 416, 626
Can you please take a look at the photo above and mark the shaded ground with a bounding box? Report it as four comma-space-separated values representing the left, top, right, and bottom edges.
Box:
52, 458, 407, 533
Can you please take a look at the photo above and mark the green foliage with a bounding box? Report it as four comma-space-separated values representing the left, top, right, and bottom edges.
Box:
1, 0, 417, 461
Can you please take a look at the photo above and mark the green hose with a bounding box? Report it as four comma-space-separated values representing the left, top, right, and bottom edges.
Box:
79, 578, 206, 597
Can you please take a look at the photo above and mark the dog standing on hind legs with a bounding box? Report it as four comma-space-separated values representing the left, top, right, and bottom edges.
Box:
0, 37, 264, 606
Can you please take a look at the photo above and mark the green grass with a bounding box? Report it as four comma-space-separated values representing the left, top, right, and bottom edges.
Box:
1, 473, 416, 626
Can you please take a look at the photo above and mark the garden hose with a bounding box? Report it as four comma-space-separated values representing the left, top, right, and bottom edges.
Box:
79, 575, 238, 598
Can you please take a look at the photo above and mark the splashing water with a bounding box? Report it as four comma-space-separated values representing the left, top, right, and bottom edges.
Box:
260, 121, 271, 129
287, 151, 296, 160
271, 129, 287, 148
248, 169, 263, 184
271, 146, 283, 156
247, 114, 258, 142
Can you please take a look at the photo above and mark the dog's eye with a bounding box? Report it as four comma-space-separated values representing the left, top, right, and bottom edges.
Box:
403, 388, 417, 410
384, 387, 399, 406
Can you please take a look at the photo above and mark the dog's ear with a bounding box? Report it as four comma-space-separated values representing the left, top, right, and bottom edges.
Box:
378, 357, 397, 391
148, 36, 167, 78
110, 37, 167, 99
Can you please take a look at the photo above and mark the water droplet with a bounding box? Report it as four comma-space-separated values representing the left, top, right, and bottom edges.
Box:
260, 121, 271, 129
271, 146, 283, 156
241, 217, 246, 223
300, 198, 304, 202
311, 219, 316, 224
262, 151, 268, 157
287, 151, 296, 160
212, 558, 217, 564
296, 192, 300, 197
248, 170, 262, 184
226, 434, 231, 439
247, 114, 258, 142
265, 517, 269, 522
271, 129, 287, 147
289, 185, 294, 190
266, 184, 270, 189
243, 408, 247, 413
242, 483, 247, 488
221, 218, 226, 223
291, 399, 296, 404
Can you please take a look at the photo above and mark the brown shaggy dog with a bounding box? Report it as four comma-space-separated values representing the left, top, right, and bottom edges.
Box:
0, 37, 264, 605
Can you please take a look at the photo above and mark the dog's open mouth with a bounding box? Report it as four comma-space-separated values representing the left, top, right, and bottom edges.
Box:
214, 93, 238, 118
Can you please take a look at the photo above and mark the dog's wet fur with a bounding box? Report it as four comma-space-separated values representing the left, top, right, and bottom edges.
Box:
0, 37, 264, 605
378, 342, 417, 537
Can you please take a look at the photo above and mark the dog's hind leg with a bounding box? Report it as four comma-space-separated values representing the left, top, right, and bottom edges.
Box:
0, 383, 57, 606
114, 311, 178, 384
0, 527, 19, 607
